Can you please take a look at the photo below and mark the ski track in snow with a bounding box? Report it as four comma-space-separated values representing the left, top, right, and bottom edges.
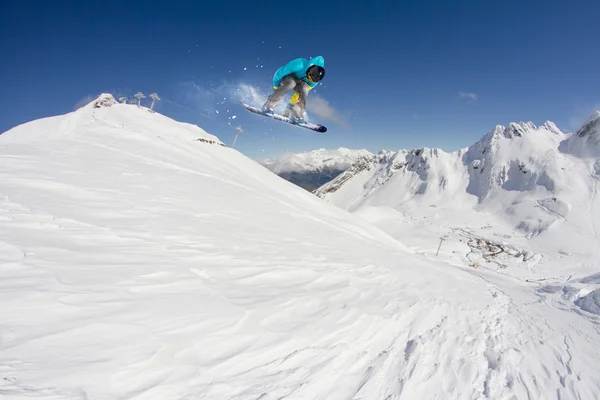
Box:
1, 98, 600, 399
535, 199, 565, 221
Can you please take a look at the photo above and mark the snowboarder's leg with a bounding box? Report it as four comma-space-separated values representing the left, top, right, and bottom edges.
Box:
283, 103, 294, 118
288, 82, 310, 121
263, 76, 296, 112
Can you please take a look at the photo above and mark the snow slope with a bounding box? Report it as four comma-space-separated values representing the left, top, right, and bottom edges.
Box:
1, 96, 600, 399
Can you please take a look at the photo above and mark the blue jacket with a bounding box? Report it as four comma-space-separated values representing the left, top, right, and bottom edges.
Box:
272, 56, 325, 90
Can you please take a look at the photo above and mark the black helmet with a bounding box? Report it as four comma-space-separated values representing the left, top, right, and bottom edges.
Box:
307, 65, 325, 83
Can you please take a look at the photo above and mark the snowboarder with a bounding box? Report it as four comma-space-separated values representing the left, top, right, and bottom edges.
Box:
262, 56, 325, 124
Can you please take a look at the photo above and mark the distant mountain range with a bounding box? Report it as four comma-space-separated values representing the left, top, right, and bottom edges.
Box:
258, 148, 372, 191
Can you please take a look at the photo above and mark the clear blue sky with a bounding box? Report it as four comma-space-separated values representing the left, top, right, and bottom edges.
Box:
1, 0, 599, 159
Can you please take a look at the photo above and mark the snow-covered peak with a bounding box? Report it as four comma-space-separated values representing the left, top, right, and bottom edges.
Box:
506, 121, 537, 137
91, 93, 117, 108
576, 110, 600, 139
260, 147, 373, 174
1, 93, 223, 146
542, 120, 563, 135
564, 110, 600, 157
468, 120, 565, 162
462, 121, 567, 200
486, 121, 538, 141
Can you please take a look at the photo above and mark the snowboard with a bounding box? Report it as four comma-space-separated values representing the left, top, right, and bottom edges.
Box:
240, 102, 327, 133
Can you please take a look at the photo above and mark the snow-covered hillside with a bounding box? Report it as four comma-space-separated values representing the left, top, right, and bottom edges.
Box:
1, 95, 600, 399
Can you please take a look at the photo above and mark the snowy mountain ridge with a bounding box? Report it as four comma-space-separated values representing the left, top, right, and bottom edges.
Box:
317, 119, 581, 206
2, 94, 600, 399
1, 93, 224, 147
564, 110, 600, 158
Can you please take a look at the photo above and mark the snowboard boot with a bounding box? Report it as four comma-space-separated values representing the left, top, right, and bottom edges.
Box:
290, 115, 305, 125
261, 105, 275, 116
285, 104, 305, 124
283, 104, 294, 118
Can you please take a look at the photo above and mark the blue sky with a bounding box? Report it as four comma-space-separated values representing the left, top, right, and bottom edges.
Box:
1, 1, 599, 160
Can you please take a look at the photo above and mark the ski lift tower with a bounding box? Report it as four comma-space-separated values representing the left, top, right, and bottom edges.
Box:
232, 126, 243, 148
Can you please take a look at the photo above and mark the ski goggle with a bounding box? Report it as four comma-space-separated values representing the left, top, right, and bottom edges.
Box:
307, 66, 325, 83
